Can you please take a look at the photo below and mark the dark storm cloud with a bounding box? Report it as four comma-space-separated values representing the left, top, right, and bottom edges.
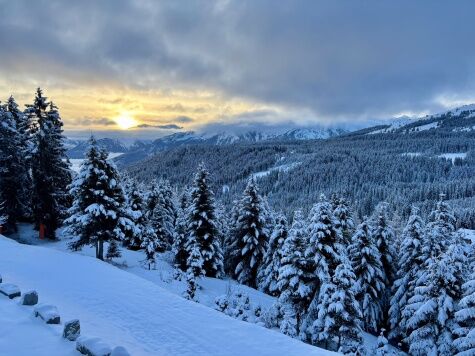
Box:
1, 0, 475, 121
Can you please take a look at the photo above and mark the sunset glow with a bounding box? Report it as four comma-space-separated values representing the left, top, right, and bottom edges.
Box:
115, 113, 137, 130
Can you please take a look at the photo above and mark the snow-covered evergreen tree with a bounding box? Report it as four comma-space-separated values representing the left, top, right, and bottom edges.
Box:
405, 242, 466, 355
228, 178, 269, 288
422, 194, 457, 264
173, 187, 191, 271
6, 95, 32, 219
372, 204, 396, 286
0, 103, 23, 230
141, 224, 160, 270
124, 178, 146, 250
305, 195, 343, 299
66, 137, 136, 260
258, 213, 289, 296
29, 89, 71, 238
185, 165, 223, 277
333, 196, 355, 246
277, 210, 313, 337
454, 269, 475, 355
389, 207, 425, 341
310, 256, 363, 353
349, 220, 385, 334
184, 233, 204, 301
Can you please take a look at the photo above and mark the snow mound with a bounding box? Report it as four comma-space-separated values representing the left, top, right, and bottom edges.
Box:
0, 236, 332, 355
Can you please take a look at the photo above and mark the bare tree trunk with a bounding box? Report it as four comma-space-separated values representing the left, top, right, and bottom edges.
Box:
98, 240, 104, 260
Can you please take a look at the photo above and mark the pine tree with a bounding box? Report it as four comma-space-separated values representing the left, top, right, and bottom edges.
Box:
0, 103, 23, 230
349, 220, 385, 334
65, 137, 136, 260
106, 240, 121, 260
423, 195, 456, 264
29, 89, 71, 238
184, 233, 204, 301
311, 256, 363, 353
173, 187, 191, 271
124, 178, 146, 250
229, 178, 269, 288
372, 205, 396, 286
333, 196, 355, 246
185, 165, 223, 277
405, 242, 466, 355
277, 210, 313, 337
305, 195, 343, 298
6, 96, 32, 219
141, 224, 159, 270
454, 269, 475, 355
371, 204, 396, 327
389, 207, 425, 341
258, 213, 288, 296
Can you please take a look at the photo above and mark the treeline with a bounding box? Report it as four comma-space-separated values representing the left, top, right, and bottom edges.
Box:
0, 89, 71, 237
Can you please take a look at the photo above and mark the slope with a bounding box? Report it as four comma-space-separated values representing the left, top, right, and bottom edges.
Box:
0, 235, 332, 356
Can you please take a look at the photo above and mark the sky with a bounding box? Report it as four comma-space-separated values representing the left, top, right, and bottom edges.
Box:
1, 0, 475, 136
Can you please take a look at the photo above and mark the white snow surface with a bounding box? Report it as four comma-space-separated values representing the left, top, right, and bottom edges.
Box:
0, 233, 332, 356
438, 152, 467, 163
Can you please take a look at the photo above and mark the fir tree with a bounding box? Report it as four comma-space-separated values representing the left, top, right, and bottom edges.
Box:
454, 269, 475, 355
389, 207, 425, 341
229, 178, 269, 288
185, 165, 223, 277
371, 204, 396, 327
0, 103, 23, 230
349, 220, 385, 334
124, 178, 146, 250
305, 195, 343, 298
333, 196, 355, 246
372, 205, 396, 285
173, 187, 191, 271
405, 243, 466, 355
258, 213, 288, 296
141, 224, 159, 270
6, 96, 32, 219
184, 233, 204, 301
106, 240, 121, 260
311, 256, 363, 353
29, 89, 71, 238
65, 137, 136, 260
422, 195, 456, 264
277, 210, 313, 337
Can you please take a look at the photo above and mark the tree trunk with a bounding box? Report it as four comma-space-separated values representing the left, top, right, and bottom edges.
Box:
98, 240, 104, 260
95, 241, 99, 259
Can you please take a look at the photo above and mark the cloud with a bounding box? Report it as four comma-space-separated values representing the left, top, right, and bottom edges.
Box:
72, 117, 117, 127
2, 1, 475, 123
174, 115, 194, 123
135, 123, 182, 129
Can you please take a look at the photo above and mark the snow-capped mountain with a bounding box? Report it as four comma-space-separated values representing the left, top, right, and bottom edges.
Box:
67, 138, 129, 159
67, 127, 349, 163
360, 104, 475, 136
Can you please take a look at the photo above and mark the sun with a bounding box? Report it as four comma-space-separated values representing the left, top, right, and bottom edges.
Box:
115, 113, 137, 130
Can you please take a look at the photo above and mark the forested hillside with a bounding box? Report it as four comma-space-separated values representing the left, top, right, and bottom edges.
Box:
126, 111, 475, 227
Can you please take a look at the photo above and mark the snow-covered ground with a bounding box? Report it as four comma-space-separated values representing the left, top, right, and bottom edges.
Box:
252, 162, 302, 179
0, 227, 333, 356
438, 152, 467, 164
